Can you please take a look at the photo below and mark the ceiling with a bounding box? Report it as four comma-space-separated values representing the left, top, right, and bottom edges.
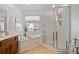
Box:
0, 4, 69, 16
15, 4, 69, 15
16, 4, 53, 12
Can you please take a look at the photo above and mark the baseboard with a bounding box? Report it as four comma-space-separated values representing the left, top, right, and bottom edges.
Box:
41, 43, 57, 53
41, 43, 67, 54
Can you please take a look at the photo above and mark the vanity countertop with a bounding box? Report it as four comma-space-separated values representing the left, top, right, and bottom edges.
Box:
0, 33, 18, 41
27, 35, 40, 38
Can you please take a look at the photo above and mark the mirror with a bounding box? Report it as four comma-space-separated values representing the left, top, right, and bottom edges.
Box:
0, 8, 7, 36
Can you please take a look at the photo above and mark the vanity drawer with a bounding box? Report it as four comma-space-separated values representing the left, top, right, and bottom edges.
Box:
0, 45, 9, 54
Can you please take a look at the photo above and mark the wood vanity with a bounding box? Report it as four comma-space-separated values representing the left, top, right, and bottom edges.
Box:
0, 36, 18, 54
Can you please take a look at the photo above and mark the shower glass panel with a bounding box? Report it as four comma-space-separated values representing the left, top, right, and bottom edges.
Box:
41, 5, 70, 51
56, 6, 70, 50
41, 14, 56, 47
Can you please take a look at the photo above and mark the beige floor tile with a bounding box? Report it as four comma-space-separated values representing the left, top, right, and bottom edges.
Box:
20, 45, 56, 54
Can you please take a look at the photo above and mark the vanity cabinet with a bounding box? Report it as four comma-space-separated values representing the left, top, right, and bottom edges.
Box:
0, 36, 18, 54
0, 44, 9, 54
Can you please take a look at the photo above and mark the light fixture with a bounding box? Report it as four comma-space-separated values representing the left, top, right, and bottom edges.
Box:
52, 5, 55, 16
26, 4, 30, 6
52, 5, 55, 8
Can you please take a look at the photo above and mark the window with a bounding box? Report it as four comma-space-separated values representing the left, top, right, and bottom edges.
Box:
25, 16, 40, 32
15, 18, 24, 34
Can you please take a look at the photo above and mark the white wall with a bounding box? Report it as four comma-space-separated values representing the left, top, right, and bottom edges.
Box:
68, 5, 79, 53
71, 5, 79, 40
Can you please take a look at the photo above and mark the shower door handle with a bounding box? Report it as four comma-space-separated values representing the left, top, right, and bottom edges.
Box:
53, 32, 54, 48
56, 31, 58, 48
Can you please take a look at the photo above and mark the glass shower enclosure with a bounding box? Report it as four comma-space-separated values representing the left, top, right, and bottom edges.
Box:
41, 5, 70, 53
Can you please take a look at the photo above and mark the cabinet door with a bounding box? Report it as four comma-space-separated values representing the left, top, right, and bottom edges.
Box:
9, 36, 18, 54
0, 40, 10, 54
1, 39, 10, 46
9, 42, 18, 54
0, 46, 6, 54
0, 36, 18, 54
0, 45, 9, 54
4, 45, 10, 54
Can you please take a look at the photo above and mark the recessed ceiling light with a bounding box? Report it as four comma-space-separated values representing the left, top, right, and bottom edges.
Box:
52, 5, 55, 8
26, 4, 30, 6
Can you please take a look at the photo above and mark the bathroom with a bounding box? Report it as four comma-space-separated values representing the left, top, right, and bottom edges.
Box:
0, 4, 76, 54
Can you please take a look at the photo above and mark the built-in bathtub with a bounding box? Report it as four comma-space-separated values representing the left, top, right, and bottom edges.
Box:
18, 35, 41, 52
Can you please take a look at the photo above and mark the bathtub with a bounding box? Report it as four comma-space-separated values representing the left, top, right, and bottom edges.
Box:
18, 35, 41, 52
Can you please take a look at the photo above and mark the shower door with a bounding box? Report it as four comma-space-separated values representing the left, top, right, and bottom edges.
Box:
56, 6, 70, 50
41, 6, 70, 51
41, 15, 56, 47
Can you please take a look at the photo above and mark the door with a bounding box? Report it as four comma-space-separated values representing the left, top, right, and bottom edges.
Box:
41, 7, 70, 50
56, 7, 70, 50
41, 14, 56, 47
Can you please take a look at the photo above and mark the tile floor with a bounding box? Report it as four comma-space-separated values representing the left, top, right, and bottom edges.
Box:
20, 45, 57, 54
